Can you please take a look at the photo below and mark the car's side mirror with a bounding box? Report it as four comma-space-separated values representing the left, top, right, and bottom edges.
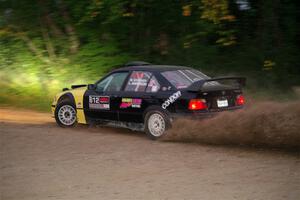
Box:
88, 84, 96, 90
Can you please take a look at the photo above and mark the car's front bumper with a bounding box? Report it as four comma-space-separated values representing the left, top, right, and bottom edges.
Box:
51, 104, 55, 117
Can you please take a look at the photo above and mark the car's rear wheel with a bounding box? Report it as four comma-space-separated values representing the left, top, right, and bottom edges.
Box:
55, 102, 77, 127
144, 110, 170, 140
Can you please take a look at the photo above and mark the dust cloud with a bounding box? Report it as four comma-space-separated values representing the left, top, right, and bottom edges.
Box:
161, 101, 300, 149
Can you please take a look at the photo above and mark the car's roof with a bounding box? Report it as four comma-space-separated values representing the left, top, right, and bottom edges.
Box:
112, 65, 192, 72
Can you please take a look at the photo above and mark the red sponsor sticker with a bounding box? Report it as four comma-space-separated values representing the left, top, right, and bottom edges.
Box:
99, 97, 109, 103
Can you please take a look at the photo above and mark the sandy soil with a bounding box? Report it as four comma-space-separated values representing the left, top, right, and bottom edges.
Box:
0, 108, 300, 200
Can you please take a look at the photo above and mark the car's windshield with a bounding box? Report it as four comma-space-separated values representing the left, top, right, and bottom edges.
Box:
161, 69, 210, 89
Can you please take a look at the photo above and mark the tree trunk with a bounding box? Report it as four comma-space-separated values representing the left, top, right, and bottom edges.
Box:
57, 0, 80, 54
37, 0, 64, 38
17, 33, 49, 63
41, 26, 56, 60
44, 14, 64, 37
37, 0, 57, 60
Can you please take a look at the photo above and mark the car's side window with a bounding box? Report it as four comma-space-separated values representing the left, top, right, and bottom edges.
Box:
96, 72, 129, 92
146, 76, 160, 92
125, 71, 152, 92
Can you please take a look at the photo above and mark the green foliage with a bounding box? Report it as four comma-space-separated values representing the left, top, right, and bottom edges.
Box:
0, 0, 299, 110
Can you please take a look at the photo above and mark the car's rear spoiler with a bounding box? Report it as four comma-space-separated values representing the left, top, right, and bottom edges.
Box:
187, 77, 246, 92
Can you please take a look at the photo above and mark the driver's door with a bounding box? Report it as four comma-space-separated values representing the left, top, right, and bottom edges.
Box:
83, 71, 129, 122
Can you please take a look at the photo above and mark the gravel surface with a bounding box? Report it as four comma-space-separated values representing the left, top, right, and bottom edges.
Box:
1, 108, 299, 200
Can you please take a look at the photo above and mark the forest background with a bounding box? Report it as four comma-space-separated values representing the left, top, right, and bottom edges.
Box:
1, 0, 299, 110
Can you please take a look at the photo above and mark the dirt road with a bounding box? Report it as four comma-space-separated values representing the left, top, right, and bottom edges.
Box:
1, 108, 300, 200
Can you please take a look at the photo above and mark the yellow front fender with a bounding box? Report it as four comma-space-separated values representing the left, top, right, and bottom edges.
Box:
71, 87, 87, 124
52, 87, 87, 124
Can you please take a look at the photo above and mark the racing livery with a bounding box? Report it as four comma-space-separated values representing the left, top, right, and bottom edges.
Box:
52, 62, 246, 139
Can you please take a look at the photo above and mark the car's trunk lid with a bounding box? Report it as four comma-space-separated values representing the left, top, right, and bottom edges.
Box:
187, 77, 246, 110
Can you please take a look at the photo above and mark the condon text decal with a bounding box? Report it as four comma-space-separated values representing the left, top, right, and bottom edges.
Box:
162, 91, 181, 109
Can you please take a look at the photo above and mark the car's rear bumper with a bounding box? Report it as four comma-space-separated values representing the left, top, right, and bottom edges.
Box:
171, 106, 243, 120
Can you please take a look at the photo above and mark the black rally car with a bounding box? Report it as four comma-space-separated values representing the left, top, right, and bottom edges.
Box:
52, 62, 246, 139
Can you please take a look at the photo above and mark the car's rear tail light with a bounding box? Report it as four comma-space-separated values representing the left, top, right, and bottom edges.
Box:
236, 95, 245, 106
188, 99, 207, 110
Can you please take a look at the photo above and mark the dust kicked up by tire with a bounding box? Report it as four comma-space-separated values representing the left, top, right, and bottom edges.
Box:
161, 101, 300, 149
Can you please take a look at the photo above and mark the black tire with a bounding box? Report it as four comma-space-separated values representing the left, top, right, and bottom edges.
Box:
55, 100, 77, 128
144, 110, 171, 140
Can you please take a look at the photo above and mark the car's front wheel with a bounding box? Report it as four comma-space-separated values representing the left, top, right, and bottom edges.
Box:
144, 110, 170, 140
55, 102, 77, 127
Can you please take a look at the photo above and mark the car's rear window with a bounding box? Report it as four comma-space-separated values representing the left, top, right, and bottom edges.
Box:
161, 70, 209, 89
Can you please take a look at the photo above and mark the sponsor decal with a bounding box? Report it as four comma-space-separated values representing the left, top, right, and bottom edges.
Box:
89, 95, 110, 109
128, 78, 148, 86
120, 98, 142, 108
162, 91, 181, 109
127, 71, 148, 86
77, 102, 83, 108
